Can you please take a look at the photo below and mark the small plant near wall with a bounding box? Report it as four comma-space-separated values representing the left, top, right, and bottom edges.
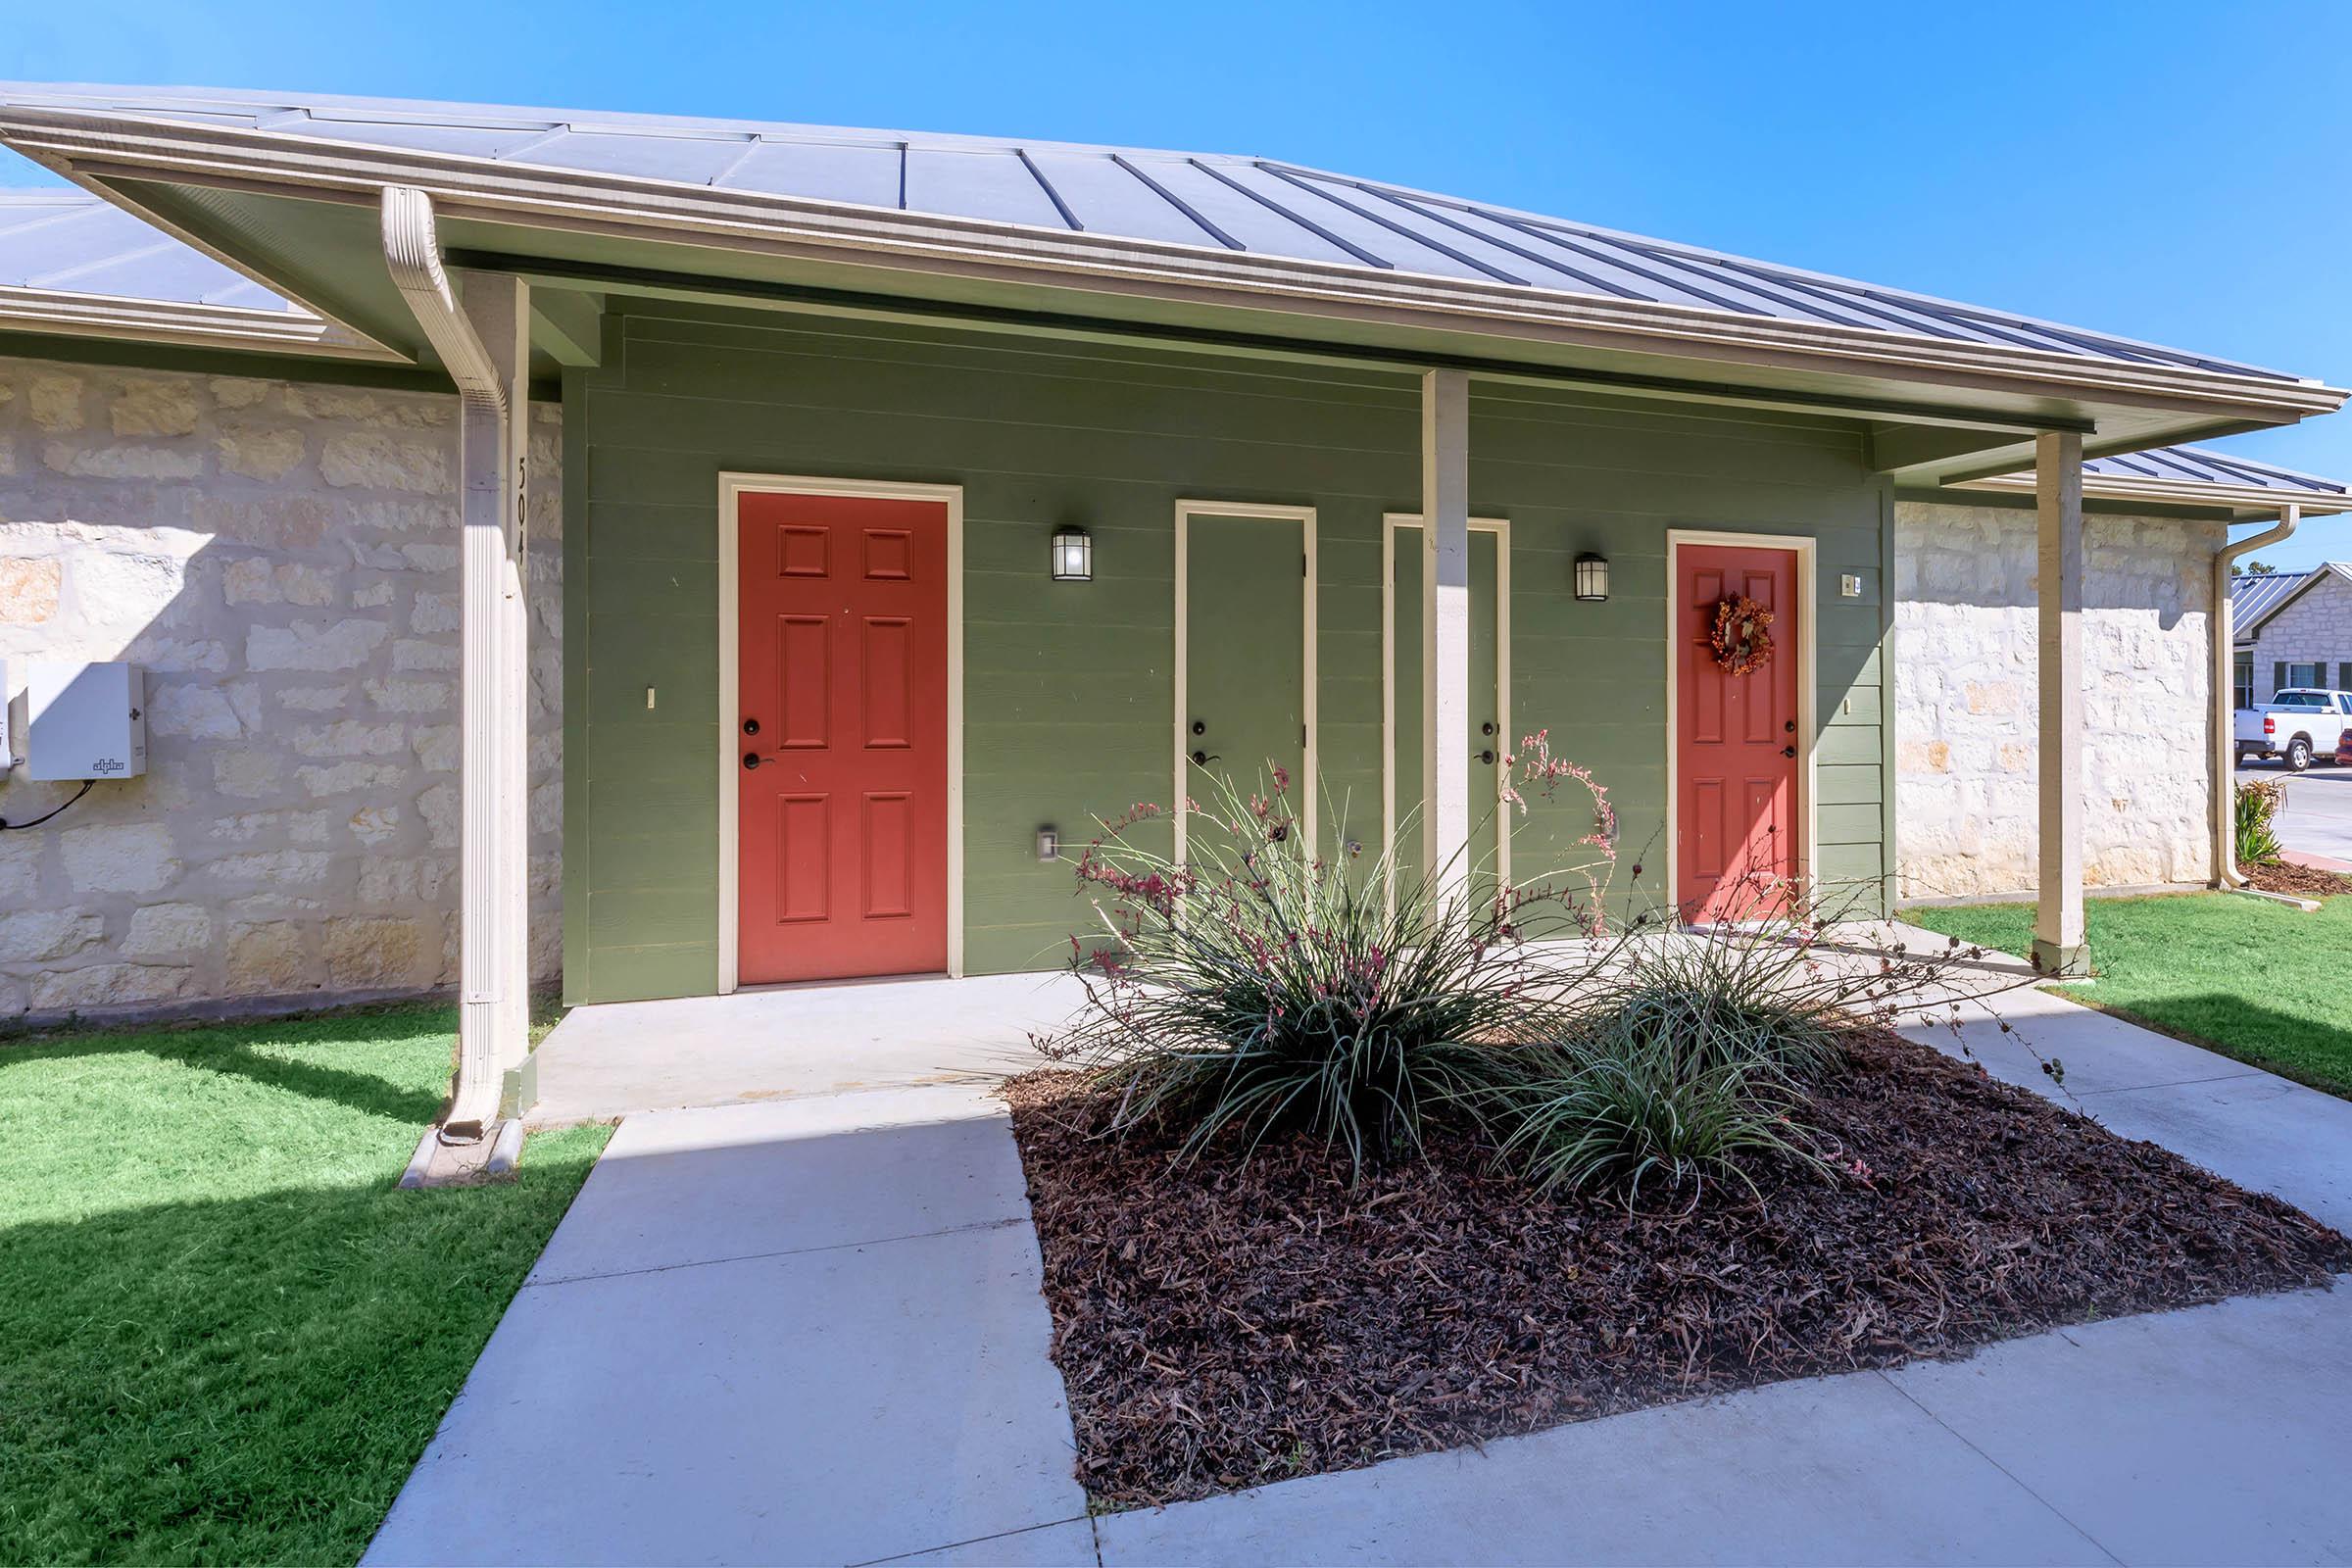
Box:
2236, 777, 2286, 865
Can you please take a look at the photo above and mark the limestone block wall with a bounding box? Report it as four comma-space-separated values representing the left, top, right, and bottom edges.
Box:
1893, 500, 2219, 901
2241, 568, 2352, 703
0, 357, 561, 1023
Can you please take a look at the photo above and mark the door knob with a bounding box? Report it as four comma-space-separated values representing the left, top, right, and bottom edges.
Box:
743, 717, 760, 736
1780, 745, 1796, 759
1192, 750, 1208, 766
1479, 749, 1496, 765
743, 753, 762, 770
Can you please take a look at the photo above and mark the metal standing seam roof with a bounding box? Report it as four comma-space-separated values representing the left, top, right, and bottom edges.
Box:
0, 187, 300, 311
2083, 445, 2349, 496
2228, 568, 2313, 627
0, 83, 2312, 384
6, 185, 2348, 509
2230, 562, 2352, 637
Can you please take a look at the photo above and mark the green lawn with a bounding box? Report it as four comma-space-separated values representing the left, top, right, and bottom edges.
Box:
1909, 893, 2352, 1099
0, 1005, 608, 1566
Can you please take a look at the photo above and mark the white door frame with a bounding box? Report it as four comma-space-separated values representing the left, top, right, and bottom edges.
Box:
1173, 500, 1317, 863
1663, 528, 1818, 908
1382, 513, 1510, 914
716, 472, 965, 994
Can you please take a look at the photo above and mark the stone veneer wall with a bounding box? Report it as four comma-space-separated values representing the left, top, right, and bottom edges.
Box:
1893, 500, 2220, 901
0, 356, 560, 1023
2240, 568, 2352, 705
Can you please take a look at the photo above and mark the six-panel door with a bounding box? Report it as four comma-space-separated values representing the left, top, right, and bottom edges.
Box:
1676, 542, 1800, 922
737, 491, 949, 983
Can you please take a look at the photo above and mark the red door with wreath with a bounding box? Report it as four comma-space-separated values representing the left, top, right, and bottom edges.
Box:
737, 490, 950, 984
1676, 541, 1800, 922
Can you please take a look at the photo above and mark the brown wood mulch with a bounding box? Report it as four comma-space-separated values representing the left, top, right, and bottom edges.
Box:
2244, 858, 2352, 899
1004, 1031, 2352, 1510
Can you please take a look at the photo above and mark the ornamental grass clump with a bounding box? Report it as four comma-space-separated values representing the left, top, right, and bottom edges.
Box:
1495, 1019, 1828, 1204
1038, 739, 1618, 1175
1496, 874, 2023, 1204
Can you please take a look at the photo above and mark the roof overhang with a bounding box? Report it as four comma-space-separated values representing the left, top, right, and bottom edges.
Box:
3, 99, 2342, 473
0, 279, 396, 359
1955, 470, 2352, 520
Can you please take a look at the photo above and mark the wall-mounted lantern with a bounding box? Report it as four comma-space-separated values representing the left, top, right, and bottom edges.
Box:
1051, 527, 1093, 582
1574, 552, 1610, 602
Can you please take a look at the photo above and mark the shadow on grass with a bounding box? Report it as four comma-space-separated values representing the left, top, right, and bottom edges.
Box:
0, 1004, 460, 1125
2067, 990, 2352, 1101
0, 1124, 607, 1567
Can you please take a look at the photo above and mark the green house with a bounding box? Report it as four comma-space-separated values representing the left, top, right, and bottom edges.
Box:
1, 86, 2343, 1133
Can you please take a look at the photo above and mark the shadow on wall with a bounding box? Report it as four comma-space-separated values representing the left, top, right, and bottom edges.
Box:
0, 360, 564, 1025
1894, 499, 2221, 631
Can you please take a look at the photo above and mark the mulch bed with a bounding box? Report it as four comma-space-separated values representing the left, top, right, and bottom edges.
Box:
1004, 1031, 2352, 1510
2244, 858, 2352, 899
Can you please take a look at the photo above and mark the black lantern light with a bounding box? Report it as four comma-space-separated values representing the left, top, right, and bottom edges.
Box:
1050, 526, 1093, 581
1574, 552, 1609, 602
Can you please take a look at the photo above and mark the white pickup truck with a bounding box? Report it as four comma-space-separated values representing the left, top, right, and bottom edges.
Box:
2235, 688, 2352, 771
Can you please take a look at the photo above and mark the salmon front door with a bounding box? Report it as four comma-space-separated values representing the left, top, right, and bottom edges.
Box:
1676, 540, 1801, 922
737, 490, 949, 983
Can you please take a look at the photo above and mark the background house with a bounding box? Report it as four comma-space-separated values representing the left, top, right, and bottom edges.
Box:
2230, 563, 2352, 706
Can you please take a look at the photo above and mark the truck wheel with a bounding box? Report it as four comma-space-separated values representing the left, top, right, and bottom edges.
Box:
2286, 737, 2314, 772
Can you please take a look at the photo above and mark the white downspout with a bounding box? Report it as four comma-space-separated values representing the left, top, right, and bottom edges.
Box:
381, 185, 518, 1141
2212, 503, 2298, 887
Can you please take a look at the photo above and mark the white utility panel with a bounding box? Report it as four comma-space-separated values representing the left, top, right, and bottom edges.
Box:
25, 661, 145, 781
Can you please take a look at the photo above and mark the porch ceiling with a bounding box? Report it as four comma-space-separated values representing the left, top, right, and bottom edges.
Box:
1, 83, 2342, 482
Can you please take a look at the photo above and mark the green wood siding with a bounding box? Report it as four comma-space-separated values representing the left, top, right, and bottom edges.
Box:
564, 300, 1892, 1003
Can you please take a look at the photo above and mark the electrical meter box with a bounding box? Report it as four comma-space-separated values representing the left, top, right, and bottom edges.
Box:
24, 662, 145, 781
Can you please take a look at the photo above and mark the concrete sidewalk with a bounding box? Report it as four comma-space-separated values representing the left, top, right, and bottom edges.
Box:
373, 942, 2352, 1566
365, 1083, 1091, 1567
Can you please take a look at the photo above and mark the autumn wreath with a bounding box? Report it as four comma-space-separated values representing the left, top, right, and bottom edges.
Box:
1710, 595, 1775, 676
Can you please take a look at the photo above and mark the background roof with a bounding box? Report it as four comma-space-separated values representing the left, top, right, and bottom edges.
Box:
2230, 562, 2352, 631
0, 187, 297, 311
2084, 445, 2348, 497
0, 82, 2303, 383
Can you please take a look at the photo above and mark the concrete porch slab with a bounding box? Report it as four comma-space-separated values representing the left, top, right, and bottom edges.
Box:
525, 970, 1088, 1125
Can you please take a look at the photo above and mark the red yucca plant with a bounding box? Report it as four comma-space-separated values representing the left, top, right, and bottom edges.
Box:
1035, 734, 1619, 1174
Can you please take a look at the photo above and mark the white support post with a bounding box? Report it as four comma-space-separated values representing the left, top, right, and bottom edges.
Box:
2034, 429, 2085, 975
1420, 368, 1473, 915
448, 270, 531, 1135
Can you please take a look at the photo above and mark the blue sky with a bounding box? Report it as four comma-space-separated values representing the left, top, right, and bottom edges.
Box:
7, 0, 2351, 565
